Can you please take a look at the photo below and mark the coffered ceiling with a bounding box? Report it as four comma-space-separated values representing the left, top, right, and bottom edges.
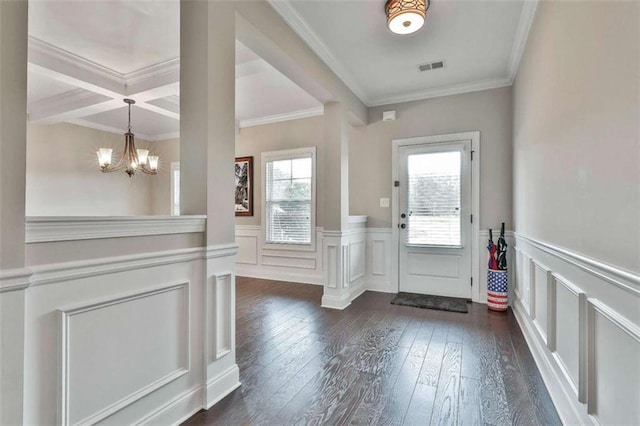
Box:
27, 0, 538, 139
27, 0, 322, 141
269, 0, 538, 106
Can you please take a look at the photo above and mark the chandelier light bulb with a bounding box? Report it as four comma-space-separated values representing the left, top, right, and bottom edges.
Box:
97, 148, 113, 168
148, 156, 159, 172
136, 149, 149, 165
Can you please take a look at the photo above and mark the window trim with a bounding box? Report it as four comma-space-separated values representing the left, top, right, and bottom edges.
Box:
261, 147, 316, 252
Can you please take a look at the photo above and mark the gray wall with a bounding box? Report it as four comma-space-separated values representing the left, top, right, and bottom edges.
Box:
235, 115, 324, 227
26, 123, 155, 216
512, 1, 639, 272
350, 86, 513, 229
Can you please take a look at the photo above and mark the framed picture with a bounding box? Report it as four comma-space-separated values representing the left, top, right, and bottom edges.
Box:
235, 156, 253, 216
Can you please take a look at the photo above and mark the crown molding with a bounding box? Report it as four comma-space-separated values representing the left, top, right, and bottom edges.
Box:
266, 0, 370, 105
507, 0, 539, 82
239, 106, 324, 129
126, 57, 180, 86
150, 131, 180, 142
28, 36, 125, 86
368, 77, 512, 107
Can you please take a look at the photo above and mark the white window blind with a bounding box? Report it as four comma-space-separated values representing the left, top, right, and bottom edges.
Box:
265, 155, 313, 244
406, 151, 461, 246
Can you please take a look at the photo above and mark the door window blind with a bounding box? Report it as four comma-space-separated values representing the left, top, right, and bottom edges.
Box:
265, 156, 313, 244
406, 151, 461, 246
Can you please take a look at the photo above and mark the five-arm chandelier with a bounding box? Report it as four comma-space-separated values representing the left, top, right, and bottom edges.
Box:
96, 98, 159, 177
385, 0, 430, 35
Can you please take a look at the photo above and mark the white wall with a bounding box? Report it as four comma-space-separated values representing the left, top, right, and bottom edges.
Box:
26, 123, 156, 216
511, 1, 639, 425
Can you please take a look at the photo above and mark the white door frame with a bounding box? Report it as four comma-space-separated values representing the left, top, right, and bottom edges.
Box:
391, 131, 481, 302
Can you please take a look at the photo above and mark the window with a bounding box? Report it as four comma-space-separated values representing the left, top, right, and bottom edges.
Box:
262, 147, 316, 248
171, 162, 180, 216
406, 151, 461, 246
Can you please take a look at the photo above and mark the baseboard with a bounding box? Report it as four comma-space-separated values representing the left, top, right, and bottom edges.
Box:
321, 293, 351, 310
236, 266, 322, 286
349, 279, 367, 302
205, 365, 241, 409
366, 279, 395, 293
513, 299, 588, 425
136, 385, 203, 426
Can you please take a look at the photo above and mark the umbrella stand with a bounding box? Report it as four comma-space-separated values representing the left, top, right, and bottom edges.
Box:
487, 223, 508, 312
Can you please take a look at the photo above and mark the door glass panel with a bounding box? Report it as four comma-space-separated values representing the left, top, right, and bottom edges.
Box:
406, 151, 461, 246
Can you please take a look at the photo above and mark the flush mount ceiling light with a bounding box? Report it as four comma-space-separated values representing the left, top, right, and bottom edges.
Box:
385, 0, 430, 35
96, 99, 159, 177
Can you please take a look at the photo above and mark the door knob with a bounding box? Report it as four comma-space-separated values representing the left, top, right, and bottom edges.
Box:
400, 223, 406, 229
400, 213, 406, 219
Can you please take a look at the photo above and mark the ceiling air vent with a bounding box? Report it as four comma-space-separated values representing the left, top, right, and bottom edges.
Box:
418, 60, 445, 72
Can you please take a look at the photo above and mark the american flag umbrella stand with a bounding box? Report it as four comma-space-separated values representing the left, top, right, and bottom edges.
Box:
487, 269, 508, 312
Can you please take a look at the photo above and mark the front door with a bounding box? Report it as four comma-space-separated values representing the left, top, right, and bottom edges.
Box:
398, 140, 472, 299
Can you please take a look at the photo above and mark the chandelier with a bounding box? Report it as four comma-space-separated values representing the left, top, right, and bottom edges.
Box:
96, 99, 159, 177
385, 0, 430, 35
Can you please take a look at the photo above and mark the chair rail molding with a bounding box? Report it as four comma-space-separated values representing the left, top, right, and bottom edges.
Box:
0, 267, 33, 293
26, 215, 207, 243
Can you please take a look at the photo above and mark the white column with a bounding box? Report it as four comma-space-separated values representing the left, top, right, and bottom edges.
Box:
180, 0, 240, 408
0, 1, 29, 424
321, 102, 352, 309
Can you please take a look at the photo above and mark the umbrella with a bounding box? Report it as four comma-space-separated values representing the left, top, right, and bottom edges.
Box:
487, 228, 498, 270
497, 222, 507, 270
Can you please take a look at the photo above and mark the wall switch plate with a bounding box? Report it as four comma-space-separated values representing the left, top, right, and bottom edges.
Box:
380, 197, 390, 208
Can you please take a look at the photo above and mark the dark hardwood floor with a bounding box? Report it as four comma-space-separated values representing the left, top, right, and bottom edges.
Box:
183, 277, 560, 425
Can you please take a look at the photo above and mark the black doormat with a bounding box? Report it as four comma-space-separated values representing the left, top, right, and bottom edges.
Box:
390, 292, 469, 313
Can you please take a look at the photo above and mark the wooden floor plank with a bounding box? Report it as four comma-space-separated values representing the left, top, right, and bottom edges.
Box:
458, 376, 483, 426
182, 278, 560, 426
429, 342, 462, 425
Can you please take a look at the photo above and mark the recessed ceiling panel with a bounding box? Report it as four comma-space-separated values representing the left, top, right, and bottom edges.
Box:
29, 0, 179, 74
236, 59, 322, 121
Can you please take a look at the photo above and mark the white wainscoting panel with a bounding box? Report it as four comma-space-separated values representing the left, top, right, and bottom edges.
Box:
513, 233, 640, 426
587, 298, 640, 425
347, 227, 367, 301
59, 282, 190, 425
235, 232, 258, 265
325, 244, 338, 289
262, 255, 316, 270
365, 229, 394, 293
349, 240, 365, 282
551, 274, 585, 400
532, 260, 551, 343
214, 274, 232, 360
236, 226, 323, 285
22, 241, 239, 426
